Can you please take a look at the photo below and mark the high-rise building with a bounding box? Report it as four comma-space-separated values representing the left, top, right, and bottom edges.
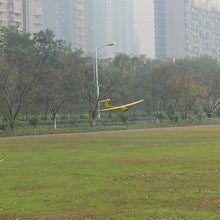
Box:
0, 0, 23, 30
42, 0, 94, 53
154, 0, 220, 60
94, 0, 136, 58
42, 0, 65, 40
0, 0, 43, 33
23, 0, 43, 33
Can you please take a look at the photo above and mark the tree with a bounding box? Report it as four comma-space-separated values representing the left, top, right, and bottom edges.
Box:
111, 54, 147, 108
179, 75, 207, 121
179, 56, 220, 117
34, 65, 75, 130
165, 63, 191, 121
203, 66, 220, 117
0, 60, 35, 130
76, 57, 98, 127
31, 29, 76, 129
147, 65, 172, 115
0, 26, 36, 130
33, 29, 72, 70
112, 53, 131, 72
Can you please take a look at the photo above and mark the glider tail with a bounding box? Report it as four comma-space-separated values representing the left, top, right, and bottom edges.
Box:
100, 99, 111, 107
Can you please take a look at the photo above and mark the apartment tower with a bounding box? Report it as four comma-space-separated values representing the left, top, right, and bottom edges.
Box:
23, 0, 43, 33
154, 0, 220, 60
0, 0, 23, 30
94, 0, 135, 58
0, 0, 43, 33
42, 0, 94, 53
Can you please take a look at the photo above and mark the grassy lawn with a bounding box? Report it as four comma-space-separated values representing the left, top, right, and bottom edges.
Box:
0, 126, 219, 219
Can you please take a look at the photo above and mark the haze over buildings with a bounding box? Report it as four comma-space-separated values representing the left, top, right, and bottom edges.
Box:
0, 0, 43, 33
42, 0, 93, 53
1, 0, 220, 60
42, 0, 136, 57
0, 0, 138, 57
133, 0, 154, 58
154, 0, 220, 60
94, 0, 136, 57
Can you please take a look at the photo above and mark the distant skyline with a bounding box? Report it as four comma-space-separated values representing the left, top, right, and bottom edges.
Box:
133, 0, 220, 59
94, 0, 134, 58
133, 0, 154, 58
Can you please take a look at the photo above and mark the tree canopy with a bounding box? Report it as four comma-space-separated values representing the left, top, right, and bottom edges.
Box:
0, 26, 219, 130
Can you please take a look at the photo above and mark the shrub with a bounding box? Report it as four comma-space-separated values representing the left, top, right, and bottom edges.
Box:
0, 123, 8, 131
28, 116, 39, 128
70, 114, 80, 125
167, 110, 179, 124
154, 111, 167, 122
120, 113, 129, 124
215, 106, 220, 117
80, 114, 90, 119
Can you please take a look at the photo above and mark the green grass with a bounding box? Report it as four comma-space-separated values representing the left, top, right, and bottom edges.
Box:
0, 126, 219, 219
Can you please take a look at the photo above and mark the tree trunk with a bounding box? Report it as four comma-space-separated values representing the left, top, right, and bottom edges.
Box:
91, 111, 97, 128
185, 111, 188, 123
44, 106, 48, 120
92, 118, 96, 128
10, 119, 15, 131
53, 115, 57, 130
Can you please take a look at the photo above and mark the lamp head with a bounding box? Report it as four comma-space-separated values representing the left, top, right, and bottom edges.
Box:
108, 43, 115, 46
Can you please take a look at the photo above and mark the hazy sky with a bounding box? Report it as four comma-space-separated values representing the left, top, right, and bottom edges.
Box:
133, 0, 220, 58
133, 0, 154, 58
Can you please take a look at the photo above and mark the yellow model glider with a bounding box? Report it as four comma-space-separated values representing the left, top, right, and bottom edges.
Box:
98, 99, 144, 112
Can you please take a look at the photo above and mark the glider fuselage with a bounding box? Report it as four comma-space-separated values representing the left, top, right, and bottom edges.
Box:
98, 99, 143, 112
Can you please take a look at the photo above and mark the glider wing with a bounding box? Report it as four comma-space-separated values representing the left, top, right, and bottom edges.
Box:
98, 106, 124, 111
98, 100, 144, 112
120, 100, 144, 107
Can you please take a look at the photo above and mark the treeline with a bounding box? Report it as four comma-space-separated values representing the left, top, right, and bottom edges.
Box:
0, 26, 220, 131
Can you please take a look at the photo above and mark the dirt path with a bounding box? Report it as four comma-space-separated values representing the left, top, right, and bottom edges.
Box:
0, 124, 220, 140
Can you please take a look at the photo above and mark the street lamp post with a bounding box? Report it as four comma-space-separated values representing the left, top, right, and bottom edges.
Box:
95, 43, 115, 119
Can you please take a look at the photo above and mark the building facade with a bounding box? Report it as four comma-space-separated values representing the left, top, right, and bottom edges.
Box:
42, 0, 94, 54
154, 0, 220, 60
0, 0, 43, 33
0, 0, 136, 56
0, 0, 23, 30
94, 0, 136, 58
23, 0, 43, 33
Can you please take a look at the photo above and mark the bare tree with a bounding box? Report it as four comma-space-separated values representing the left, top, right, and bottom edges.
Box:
0, 61, 35, 130
34, 65, 75, 130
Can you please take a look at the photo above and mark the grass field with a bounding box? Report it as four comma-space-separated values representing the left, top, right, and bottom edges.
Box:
0, 126, 219, 220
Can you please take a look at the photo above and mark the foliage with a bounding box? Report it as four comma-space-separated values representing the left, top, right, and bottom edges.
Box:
28, 115, 39, 128
0, 26, 219, 131
119, 112, 129, 124
154, 111, 167, 123
215, 106, 220, 117
33, 29, 71, 70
